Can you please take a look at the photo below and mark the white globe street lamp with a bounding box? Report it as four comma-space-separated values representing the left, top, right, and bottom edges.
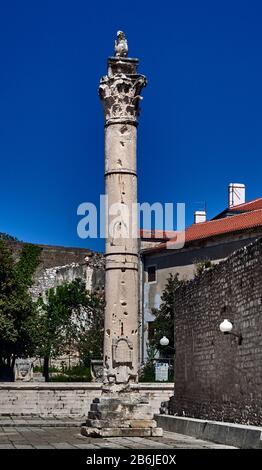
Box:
219, 319, 233, 333
160, 336, 169, 347
219, 319, 243, 345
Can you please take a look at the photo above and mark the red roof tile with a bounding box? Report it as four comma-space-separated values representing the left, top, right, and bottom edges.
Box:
140, 229, 177, 240
229, 197, 262, 212
143, 208, 262, 253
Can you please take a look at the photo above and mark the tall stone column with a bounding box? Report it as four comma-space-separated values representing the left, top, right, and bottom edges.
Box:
99, 32, 146, 387
81, 32, 162, 437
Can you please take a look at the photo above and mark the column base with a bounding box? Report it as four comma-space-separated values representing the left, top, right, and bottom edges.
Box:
81, 426, 163, 438
80, 393, 163, 438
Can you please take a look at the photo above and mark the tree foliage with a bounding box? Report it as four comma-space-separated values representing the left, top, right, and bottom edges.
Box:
0, 239, 105, 382
0, 233, 19, 242
150, 273, 183, 354
77, 289, 105, 366
0, 241, 41, 378
32, 280, 105, 380
34, 279, 88, 360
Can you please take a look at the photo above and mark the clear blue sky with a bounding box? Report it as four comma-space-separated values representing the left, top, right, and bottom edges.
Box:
0, 0, 262, 252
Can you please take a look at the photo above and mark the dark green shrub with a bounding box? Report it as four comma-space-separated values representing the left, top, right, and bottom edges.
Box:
50, 365, 92, 382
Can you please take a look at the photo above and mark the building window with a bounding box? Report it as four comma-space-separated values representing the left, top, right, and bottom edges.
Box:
147, 265, 156, 283
148, 321, 155, 342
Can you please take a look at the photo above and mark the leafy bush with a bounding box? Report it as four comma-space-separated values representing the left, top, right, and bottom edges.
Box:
51, 374, 91, 382
0, 233, 19, 241
195, 259, 215, 276
65, 365, 91, 377
139, 362, 155, 382
50, 365, 92, 382
33, 365, 60, 373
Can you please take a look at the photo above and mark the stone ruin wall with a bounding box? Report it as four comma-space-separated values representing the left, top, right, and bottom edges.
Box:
30, 254, 105, 301
7, 241, 105, 298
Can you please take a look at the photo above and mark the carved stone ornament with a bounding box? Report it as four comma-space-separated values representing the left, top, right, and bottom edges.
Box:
114, 31, 128, 57
112, 336, 133, 367
14, 358, 33, 381
99, 74, 147, 125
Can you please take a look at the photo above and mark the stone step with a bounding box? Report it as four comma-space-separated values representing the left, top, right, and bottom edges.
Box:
85, 419, 130, 429
90, 401, 152, 411
87, 410, 153, 420
93, 395, 149, 406
85, 418, 157, 429
81, 426, 163, 438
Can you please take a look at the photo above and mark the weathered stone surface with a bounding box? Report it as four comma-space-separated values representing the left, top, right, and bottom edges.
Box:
128, 419, 157, 428
81, 426, 162, 438
0, 423, 236, 448
80, 32, 160, 439
151, 427, 164, 437
90, 360, 103, 382
171, 237, 262, 426
14, 359, 33, 382
30, 254, 104, 301
82, 392, 159, 437
155, 415, 262, 449
0, 383, 174, 419
101, 32, 146, 387
85, 419, 130, 429
6, 241, 105, 301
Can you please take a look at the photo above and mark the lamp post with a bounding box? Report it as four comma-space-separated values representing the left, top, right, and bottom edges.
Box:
157, 337, 175, 382
219, 319, 243, 345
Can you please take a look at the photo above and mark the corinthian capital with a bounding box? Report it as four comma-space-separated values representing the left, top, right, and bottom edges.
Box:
99, 72, 147, 125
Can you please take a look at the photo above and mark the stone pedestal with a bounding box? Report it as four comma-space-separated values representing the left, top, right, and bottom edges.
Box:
81, 392, 163, 437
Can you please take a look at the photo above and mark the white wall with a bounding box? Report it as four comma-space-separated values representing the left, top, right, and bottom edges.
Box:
0, 383, 174, 417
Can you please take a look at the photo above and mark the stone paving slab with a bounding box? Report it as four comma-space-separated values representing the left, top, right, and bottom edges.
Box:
162, 431, 236, 449
34, 445, 56, 449
0, 417, 83, 427
0, 426, 237, 449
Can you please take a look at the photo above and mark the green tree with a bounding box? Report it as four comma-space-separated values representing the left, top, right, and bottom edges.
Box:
33, 279, 87, 382
33, 280, 104, 381
0, 241, 41, 379
0, 233, 19, 242
139, 343, 158, 382
150, 273, 183, 354
77, 289, 105, 367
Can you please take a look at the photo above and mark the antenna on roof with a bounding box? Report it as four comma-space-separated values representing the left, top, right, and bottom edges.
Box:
194, 201, 207, 212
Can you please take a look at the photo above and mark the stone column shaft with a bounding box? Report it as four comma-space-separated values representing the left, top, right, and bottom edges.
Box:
99, 54, 146, 386
81, 33, 163, 438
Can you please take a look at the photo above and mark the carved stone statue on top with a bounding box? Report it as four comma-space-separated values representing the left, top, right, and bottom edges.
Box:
114, 31, 128, 57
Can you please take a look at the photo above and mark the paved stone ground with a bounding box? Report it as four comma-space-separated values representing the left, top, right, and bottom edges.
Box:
0, 417, 83, 427
0, 425, 237, 449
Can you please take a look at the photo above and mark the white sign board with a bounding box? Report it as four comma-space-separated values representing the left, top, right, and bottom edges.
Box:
155, 362, 169, 382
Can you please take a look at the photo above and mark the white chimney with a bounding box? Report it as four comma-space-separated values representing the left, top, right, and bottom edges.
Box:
194, 210, 207, 224
228, 183, 245, 208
